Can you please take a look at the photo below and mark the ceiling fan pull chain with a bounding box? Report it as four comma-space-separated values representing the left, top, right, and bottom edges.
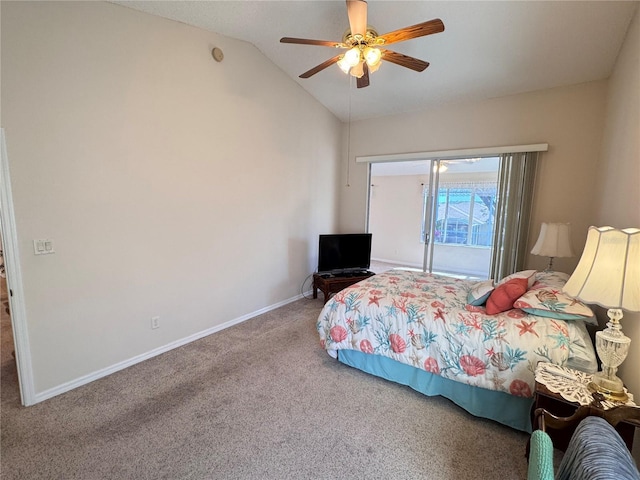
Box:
346, 75, 353, 187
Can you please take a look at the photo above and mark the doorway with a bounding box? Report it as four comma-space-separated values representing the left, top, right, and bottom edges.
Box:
368, 156, 500, 279
0, 229, 19, 400
0, 128, 32, 406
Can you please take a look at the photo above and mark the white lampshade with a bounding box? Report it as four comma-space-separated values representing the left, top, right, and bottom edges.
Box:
363, 46, 382, 67
563, 226, 640, 311
343, 47, 361, 68
531, 222, 575, 258
337, 56, 351, 74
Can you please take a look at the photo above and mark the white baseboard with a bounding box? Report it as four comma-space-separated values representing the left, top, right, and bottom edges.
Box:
33, 292, 309, 404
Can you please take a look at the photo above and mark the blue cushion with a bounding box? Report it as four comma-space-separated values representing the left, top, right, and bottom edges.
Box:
527, 429, 554, 480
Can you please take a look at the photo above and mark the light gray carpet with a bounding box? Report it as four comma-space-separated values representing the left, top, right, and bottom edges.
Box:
1, 296, 529, 479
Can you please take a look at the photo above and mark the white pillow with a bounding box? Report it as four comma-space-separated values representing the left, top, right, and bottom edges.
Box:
499, 270, 537, 289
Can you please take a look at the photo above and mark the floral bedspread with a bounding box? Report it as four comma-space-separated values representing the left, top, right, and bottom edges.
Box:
316, 270, 592, 399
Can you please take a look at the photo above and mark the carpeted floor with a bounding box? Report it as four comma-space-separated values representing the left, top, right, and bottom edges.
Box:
1, 295, 530, 479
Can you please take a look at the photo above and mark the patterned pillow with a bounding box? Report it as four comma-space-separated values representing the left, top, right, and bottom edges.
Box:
514, 288, 595, 322
486, 277, 529, 315
467, 280, 494, 306
499, 270, 537, 289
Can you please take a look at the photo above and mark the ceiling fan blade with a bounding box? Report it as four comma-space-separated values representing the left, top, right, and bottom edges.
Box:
357, 62, 370, 88
346, 0, 368, 37
378, 18, 445, 46
299, 54, 343, 78
280, 37, 345, 48
381, 50, 430, 72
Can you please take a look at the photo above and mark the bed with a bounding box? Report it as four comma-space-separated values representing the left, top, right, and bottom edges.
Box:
316, 269, 598, 432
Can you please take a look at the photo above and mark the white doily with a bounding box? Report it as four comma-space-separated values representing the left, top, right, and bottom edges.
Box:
535, 362, 636, 409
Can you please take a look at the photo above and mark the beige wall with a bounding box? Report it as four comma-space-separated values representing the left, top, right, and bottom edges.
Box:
1, 2, 341, 399
369, 174, 428, 265
594, 6, 640, 396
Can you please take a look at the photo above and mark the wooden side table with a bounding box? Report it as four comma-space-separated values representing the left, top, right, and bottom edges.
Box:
312, 272, 374, 304
532, 366, 640, 452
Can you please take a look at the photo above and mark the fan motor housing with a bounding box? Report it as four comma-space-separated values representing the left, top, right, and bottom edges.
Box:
342, 27, 381, 47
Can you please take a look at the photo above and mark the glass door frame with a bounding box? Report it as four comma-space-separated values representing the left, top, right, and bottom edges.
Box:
421, 159, 441, 273
366, 155, 505, 279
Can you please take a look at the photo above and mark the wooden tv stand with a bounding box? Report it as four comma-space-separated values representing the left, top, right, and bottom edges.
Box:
312, 272, 375, 304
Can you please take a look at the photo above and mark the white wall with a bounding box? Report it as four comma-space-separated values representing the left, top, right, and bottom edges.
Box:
369, 174, 428, 265
339, 81, 608, 277
1, 2, 341, 399
594, 6, 640, 396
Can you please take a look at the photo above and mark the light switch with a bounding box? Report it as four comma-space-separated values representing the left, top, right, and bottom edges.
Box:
33, 239, 55, 255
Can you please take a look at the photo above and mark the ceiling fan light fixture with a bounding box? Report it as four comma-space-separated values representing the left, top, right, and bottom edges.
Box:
368, 62, 381, 74
337, 56, 352, 74
363, 46, 382, 67
350, 61, 365, 78
433, 162, 449, 173
343, 47, 361, 68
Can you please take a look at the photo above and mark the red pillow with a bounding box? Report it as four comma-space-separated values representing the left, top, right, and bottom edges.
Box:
485, 277, 529, 315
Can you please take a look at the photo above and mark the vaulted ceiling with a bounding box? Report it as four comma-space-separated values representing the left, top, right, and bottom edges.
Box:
114, 1, 638, 122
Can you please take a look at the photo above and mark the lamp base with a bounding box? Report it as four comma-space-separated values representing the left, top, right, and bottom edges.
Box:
589, 309, 631, 403
544, 257, 554, 272
587, 376, 629, 403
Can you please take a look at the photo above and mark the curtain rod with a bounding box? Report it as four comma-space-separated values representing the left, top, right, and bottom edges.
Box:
356, 143, 549, 163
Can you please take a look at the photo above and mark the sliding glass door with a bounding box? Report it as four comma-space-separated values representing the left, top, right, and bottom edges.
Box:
369, 156, 500, 279
426, 157, 500, 278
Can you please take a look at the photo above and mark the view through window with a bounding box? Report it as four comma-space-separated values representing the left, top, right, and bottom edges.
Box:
427, 183, 497, 246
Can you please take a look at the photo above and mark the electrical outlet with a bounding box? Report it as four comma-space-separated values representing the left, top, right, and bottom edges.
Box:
151, 316, 160, 329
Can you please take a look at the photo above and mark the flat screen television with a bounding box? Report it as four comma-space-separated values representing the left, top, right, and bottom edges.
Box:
317, 233, 372, 274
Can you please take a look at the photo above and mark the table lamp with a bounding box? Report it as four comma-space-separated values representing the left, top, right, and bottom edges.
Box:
531, 222, 575, 271
563, 226, 640, 402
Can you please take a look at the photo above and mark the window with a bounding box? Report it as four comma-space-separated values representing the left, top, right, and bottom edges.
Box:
424, 183, 497, 247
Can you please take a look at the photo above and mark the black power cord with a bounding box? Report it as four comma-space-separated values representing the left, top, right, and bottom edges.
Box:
300, 273, 316, 300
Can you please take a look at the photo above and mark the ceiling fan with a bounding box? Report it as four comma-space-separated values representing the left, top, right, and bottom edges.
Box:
280, 0, 444, 88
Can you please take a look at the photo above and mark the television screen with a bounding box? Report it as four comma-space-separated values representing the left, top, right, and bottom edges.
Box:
317, 233, 372, 273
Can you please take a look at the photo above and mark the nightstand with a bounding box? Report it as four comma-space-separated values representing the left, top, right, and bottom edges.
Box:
312, 272, 374, 304
532, 362, 640, 452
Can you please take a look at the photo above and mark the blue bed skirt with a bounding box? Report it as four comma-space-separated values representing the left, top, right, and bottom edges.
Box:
338, 349, 533, 432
